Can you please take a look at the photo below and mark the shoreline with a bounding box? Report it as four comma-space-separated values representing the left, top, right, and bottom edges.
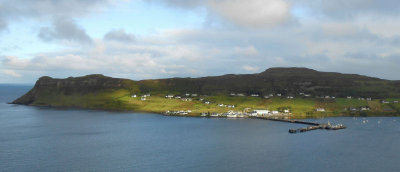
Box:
7, 102, 400, 119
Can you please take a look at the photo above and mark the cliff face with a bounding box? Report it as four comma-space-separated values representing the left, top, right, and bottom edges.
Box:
12, 74, 133, 105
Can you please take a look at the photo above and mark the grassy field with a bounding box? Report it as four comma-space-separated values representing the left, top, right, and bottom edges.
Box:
30, 89, 400, 118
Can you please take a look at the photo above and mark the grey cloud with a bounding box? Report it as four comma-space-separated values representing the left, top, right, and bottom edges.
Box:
0, 0, 110, 32
38, 17, 92, 44
104, 29, 135, 43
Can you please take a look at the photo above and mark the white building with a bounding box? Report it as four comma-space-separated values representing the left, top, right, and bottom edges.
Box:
284, 109, 290, 113
316, 108, 325, 112
131, 94, 137, 98
361, 107, 370, 111
251, 110, 270, 116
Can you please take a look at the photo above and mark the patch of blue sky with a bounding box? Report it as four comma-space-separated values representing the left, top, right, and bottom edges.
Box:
0, 20, 63, 59
291, 6, 312, 19
78, 0, 207, 38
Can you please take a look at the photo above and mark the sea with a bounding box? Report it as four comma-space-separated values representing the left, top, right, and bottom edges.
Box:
1, 84, 400, 172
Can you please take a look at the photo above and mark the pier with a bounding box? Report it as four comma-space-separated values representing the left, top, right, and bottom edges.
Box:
254, 117, 346, 133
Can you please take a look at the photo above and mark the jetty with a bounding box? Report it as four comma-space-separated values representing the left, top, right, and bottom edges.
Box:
255, 117, 346, 133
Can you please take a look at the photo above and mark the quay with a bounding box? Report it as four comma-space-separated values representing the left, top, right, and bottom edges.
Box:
254, 117, 346, 133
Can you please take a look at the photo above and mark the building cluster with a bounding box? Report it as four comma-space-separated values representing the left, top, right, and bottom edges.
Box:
165, 94, 197, 102
381, 100, 399, 104
217, 104, 235, 108
131, 94, 151, 101
248, 109, 291, 117
165, 110, 192, 116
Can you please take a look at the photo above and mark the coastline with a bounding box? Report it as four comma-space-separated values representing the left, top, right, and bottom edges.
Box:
10, 102, 400, 119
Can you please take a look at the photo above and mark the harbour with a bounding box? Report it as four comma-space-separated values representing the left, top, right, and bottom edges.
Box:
254, 117, 346, 133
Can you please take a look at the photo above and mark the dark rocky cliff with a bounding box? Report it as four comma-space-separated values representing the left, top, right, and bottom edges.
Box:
12, 74, 134, 105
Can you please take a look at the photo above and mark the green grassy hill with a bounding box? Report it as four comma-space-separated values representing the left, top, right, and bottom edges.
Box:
12, 67, 400, 117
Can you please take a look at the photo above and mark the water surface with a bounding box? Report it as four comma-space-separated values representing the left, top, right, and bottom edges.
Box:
1, 85, 399, 171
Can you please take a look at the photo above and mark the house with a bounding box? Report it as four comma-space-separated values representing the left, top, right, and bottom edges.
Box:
210, 113, 219, 117
287, 96, 294, 99
277, 93, 282, 97
251, 94, 259, 97
269, 94, 274, 97
299, 93, 304, 95
185, 93, 190, 96
304, 94, 311, 97
218, 104, 224, 107
284, 109, 290, 113
131, 94, 137, 98
347, 96, 352, 99
166, 95, 174, 98
251, 110, 270, 116
230, 93, 236, 96
205, 101, 210, 104
316, 108, 325, 112
325, 96, 330, 99
350, 107, 358, 111
367, 98, 372, 101
381, 100, 390, 104
191, 94, 198, 97
237, 93, 245, 97
141, 97, 146, 101
272, 111, 279, 114
264, 96, 270, 99
361, 107, 370, 111
331, 96, 336, 99
175, 96, 181, 99
394, 101, 399, 103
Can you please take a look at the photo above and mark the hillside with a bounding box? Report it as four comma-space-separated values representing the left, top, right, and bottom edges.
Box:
12, 67, 400, 117
138, 67, 400, 98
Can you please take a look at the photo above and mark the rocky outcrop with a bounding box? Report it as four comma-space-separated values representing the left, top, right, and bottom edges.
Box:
12, 74, 133, 105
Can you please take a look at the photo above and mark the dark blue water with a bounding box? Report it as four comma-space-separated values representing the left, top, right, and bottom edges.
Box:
1, 85, 400, 172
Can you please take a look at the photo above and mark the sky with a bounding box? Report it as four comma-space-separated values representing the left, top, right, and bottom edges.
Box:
1, 0, 400, 83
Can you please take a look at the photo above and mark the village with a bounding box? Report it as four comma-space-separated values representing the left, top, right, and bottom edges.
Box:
127, 91, 399, 118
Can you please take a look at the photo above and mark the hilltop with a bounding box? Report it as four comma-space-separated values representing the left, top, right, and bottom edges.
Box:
12, 67, 400, 117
